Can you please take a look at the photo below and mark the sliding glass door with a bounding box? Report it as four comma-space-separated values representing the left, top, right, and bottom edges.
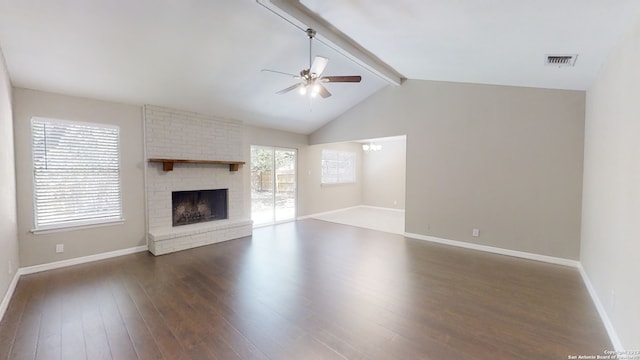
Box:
250, 146, 297, 226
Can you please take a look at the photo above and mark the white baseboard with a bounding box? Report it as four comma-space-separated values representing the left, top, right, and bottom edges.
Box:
20, 245, 148, 275
359, 205, 405, 213
297, 206, 361, 220
577, 264, 624, 351
404, 232, 580, 267
0, 270, 21, 322
1, 245, 148, 322
1, 232, 623, 352
298, 205, 405, 221
405, 232, 626, 350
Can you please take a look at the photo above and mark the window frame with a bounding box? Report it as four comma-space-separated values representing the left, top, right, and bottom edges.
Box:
30, 117, 124, 233
321, 149, 357, 185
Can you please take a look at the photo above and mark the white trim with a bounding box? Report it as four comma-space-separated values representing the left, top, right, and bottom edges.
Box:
297, 205, 361, 220
1, 227, 623, 351
31, 219, 125, 234
30, 117, 123, 231
19, 245, 148, 275
250, 145, 298, 227
577, 264, 624, 351
406, 232, 624, 350
320, 181, 357, 187
298, 205, 404, 221
404, 232, 580, 268
142, 105, 150, 247
0, 270, 21, 322
321, 149, 357, 185
359, 205, 405, 213
253, 218, 296, 229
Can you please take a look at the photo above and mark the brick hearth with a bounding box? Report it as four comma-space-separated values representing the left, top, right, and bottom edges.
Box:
144, 105, 252, 255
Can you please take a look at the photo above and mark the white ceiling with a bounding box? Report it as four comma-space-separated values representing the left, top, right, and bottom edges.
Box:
302, 0, 640, 90
1, 1, 639, 134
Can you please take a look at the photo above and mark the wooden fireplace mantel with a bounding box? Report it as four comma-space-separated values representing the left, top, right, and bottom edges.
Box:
148, 158, 245, 172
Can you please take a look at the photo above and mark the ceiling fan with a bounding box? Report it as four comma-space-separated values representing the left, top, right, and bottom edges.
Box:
262, 28, 362, 99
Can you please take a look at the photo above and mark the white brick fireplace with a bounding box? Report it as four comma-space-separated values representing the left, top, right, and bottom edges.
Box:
144, 105, 252, 255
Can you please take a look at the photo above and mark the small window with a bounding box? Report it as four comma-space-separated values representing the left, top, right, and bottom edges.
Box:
31, 117, 123, 231
321, 149, 356, 184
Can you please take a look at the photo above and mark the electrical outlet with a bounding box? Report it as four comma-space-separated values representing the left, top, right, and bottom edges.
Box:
472, 228, 480, 237
56, 244, 64, 253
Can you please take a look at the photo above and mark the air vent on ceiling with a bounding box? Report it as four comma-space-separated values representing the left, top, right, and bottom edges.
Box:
545, 54, 578, 67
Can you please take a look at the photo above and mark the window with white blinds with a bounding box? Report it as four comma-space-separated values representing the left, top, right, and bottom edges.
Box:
31, 117, 123, 231
321, 149, 356, 184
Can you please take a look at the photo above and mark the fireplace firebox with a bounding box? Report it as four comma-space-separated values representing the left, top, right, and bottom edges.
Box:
172, 189, 228, 226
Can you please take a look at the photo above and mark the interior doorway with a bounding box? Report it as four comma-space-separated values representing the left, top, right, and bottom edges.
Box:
250, 146, 297, 226
309, 135, 407, 234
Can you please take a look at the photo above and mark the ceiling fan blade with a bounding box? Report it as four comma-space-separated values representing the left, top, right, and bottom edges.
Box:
317, 84, 331, 98
310, 56, 329, 77
261, 69, 300, 79
321, 75, 362, 83
276, 83, 302, 95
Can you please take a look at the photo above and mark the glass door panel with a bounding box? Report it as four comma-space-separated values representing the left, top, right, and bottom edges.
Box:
275, 149, 296, 222
251, 146, 296, 226
251, 147, 274, 226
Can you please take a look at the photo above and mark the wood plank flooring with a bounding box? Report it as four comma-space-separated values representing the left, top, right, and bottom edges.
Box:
0, 219, 611, 359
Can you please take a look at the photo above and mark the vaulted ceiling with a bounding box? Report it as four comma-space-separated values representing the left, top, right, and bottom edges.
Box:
1, 0, 638, 134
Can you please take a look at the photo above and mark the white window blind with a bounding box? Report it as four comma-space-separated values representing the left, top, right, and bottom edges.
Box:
321, 149, 356, 184
31, 117, 122, 230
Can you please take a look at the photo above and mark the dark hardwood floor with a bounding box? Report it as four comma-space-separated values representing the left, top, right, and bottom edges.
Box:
0, 219, 611, 359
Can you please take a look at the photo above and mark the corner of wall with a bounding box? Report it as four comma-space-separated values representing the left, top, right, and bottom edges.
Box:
0, 44, 21, 322
580, 8, 640, 350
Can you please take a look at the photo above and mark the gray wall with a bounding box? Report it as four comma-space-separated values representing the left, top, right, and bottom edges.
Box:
302, 142, 364, 215
582, 13, 640, 349
12, 88, 146, 267
311, 80, 585, 260
0, 47, 19, 314
362, 137, 406, 209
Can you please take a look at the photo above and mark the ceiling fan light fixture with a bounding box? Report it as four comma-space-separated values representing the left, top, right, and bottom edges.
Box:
267, 28, 362, 99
